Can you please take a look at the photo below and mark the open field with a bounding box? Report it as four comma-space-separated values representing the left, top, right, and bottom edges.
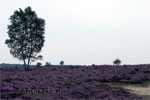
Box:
0, 64, 150, 100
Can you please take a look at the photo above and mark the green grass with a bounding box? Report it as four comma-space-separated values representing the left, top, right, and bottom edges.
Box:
140, 95, 150, 99
131, 93, 150, 100
103, 80, 150, 87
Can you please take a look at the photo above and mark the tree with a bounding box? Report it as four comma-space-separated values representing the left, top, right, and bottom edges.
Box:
60, 61, 64, 65
5, 7, 45, 70
113, 58, 121, 66
92, 64, 96, 66
45, 62, 51, 67
36, 62, 42, 68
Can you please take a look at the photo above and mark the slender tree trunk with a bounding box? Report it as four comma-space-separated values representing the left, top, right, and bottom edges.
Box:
22, 48, 27, 70
27, 39, 33, 70
26, 51, 32, 70
23, 59, 27, 70
27, 57, 30, 70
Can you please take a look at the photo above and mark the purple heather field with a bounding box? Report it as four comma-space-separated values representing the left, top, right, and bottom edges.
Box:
0, 64, 150, 100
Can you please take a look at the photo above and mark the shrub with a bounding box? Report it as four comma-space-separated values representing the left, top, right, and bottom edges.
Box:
60, 61, 64, 65
45, 62, 51, 67
92, 64, 95, 66
113, 58, 121, 66
36, 62, 42, 68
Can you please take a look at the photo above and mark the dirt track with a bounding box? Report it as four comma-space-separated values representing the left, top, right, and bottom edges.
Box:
123, 85, 150, 96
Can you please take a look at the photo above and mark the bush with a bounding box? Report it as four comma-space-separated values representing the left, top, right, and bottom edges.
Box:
45, 62, 51, 67
113, 58, 121, 66
60, 61, 64, 65
92, 64, 95, 66
36, 62, 42, 68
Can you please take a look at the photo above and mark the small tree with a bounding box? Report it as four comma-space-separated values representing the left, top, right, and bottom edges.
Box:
36, 62, 42, 68
113, 58, 121, 66
45, 62, 51, 67
60, 61, 64, 65
92, 64, 95, 66
5, 7, 45, 70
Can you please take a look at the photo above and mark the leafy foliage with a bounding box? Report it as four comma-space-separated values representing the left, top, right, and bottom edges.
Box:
113, 58, 121, 66
5, 6, 45, 70
36, 62, 42, 68
45, 62, 51, 67
60, 61, 64, 65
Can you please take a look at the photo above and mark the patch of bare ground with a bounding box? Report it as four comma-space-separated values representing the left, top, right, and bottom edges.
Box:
104, 81, 150, 99
123, 85, 150, 99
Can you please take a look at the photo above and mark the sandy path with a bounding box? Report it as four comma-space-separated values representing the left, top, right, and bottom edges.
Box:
123, 86, 150, 96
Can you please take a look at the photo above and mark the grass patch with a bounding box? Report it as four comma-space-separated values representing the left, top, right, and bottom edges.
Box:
101, 80, 150, 87
141, 95, 150, 99
132, 93, 150, 100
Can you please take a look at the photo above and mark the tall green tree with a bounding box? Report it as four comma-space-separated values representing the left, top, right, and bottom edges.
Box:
5, 7, 45, 70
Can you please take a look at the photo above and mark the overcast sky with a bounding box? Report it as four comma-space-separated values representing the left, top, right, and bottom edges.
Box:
0, 0, 150, 65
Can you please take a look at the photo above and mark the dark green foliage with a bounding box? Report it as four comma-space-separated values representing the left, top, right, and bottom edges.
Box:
45, 62, 51, 67
36, 62, 42, 68
92, 64, 95, 66
60, 61, 64, 65
113, 58, 121, 66
5, 6, 45, 70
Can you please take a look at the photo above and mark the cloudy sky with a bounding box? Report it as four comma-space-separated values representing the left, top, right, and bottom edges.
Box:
0, 0, 150, 65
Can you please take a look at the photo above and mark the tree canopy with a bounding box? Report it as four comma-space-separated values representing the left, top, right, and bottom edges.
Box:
113, 58, 121, 66
5, 6, 45, 70
60, 61, 64, 65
